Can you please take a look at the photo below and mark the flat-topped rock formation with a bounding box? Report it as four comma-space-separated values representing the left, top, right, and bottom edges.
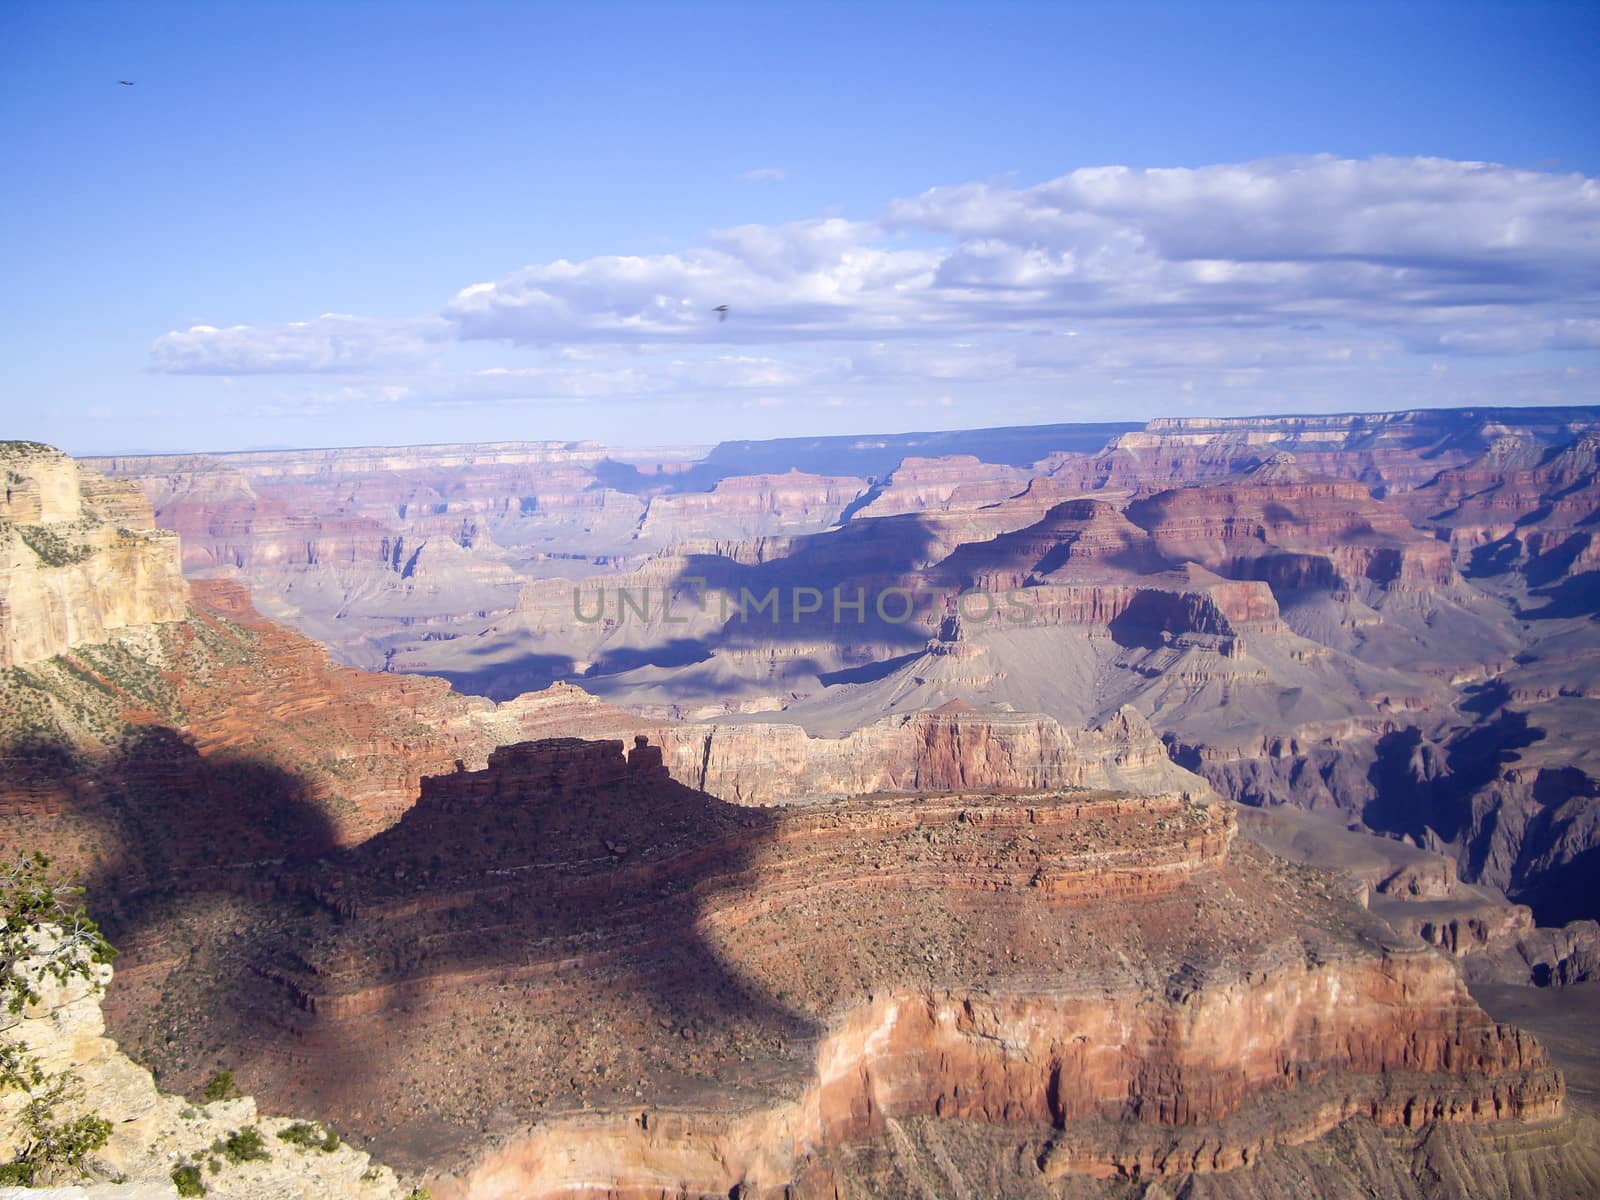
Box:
850, 455, 1031, 520
1092, 407, 1600, 493
86, 439, 619, 479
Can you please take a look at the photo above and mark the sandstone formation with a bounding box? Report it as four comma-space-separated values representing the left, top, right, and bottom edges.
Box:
851, 455, 1030, 519
650, 701, 1202, 804
635, 471, 867, 544
64, 414, 1600, 932
1062, 407, 1600, 494
1408, 432, 1600, 584
1, 444, 185, 669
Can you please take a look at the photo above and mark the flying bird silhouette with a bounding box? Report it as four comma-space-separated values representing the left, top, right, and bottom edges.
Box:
118, 80, 135, 86
714, 304, 729, 322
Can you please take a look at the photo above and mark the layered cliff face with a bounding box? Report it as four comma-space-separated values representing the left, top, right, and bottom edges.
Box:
1125, 455, 1458, 596
69, 421, 1600, 928
635, 470, 867, 543
84, 442, 655, 674
1409, 432, 1600, 585
852, 455, 1031, 519
1077, 408, 1600, 494
0, 576, 626, 905
0, 444, 185, 669
87, 736, 1585, 1198
649, 701, 1202, 804
0, 576, 490, 894
10, 433, 1600, 1197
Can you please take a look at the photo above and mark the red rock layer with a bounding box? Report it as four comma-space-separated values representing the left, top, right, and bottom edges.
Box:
1409, 432, 1600, 576
853, 455, 1030, 519
1124, 458, 1457, 593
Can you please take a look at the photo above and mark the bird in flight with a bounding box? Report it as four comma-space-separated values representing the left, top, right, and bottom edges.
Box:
118, 80, 135, 86
713, 304, 729, 322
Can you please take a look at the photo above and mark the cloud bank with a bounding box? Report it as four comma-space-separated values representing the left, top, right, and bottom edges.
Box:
150, 156, 1599, 416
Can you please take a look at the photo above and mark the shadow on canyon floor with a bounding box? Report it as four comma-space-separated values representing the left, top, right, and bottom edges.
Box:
1, 727, 818, 1161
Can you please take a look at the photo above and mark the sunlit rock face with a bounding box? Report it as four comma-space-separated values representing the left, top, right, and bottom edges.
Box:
1, 929, 408, 1198
0, 443, 186, 668
647, 701, 1203, 804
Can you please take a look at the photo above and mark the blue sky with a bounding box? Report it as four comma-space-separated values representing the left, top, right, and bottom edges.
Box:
2, 0, 1597, 455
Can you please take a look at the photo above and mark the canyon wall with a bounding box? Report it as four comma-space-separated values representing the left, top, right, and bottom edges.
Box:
1, 443, 186, 668
651, 702, 1202, 804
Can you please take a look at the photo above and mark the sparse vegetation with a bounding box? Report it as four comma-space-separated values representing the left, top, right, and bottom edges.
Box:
172, 1161, 207, 1196
0, 1046, 112, 1185
17, 523, 95, 568
218, 1125, 269, 1164
0, 440, 57, 456
1, 851, 115, 1014
0, 852, 116, 1184
276, 1120, 340, 1152
201, 1069, 240, 1103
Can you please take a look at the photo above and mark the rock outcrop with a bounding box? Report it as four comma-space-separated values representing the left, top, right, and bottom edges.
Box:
1125, 458, 1458, 595
1409, 432, 1600, 584
1, 445, 185, 668
8, 428, 1600, 1197
1, 930, 406, 1198
851, 455, 1030, 520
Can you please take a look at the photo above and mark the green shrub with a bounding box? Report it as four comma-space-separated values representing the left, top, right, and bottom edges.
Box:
172, 1162, 207, 1196
201, 1070, 239, 1103
220, 1126, 268, 1164
17, 525, 95, 568
275, 1120, 339, 1151
1, 851, 116, 1014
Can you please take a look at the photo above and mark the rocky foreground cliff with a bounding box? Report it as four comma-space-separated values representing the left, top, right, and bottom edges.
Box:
1, 931, 410, 1199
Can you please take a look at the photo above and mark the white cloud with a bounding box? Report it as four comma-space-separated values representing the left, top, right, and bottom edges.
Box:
150, 314, 450, 375
742, 167, 787, 183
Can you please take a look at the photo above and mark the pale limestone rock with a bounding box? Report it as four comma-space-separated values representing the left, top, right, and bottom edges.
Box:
0, 444, 186, 668
1, 1184, 178, 1199
1, 930, 407, 1199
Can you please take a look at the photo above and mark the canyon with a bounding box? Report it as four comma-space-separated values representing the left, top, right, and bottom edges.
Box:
4, 412, 1600, 1197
